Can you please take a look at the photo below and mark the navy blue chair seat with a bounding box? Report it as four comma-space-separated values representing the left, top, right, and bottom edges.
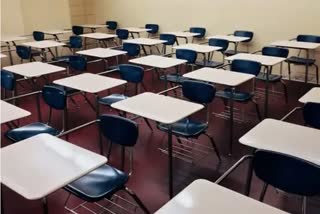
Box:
158, 118, 208, 138
256, 73, 282, 82
286, 56, 316, 65
99, 94, 128, 106
64, 164, 128, 202
6, 122, 60, 142
216, 88, 254, 102
159, 73, 184, 84
195, 60, 224, 68
52, 55, 72, 63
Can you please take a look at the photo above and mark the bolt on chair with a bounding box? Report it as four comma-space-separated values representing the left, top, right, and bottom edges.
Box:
6, 85, 68, 142
63, 114, 150, 214
158, 80, 221, 162
225, 30, 254, 56
216, 59, 262, 121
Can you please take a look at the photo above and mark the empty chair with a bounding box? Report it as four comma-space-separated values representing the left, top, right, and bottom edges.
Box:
63, 115, 150, 214
158, 80, 221, 161
122, 43, 141, 58
190, 27, 206, 42
6, 85, 67, 142
53, 36, 83, 62
33, 31, 45, 41
253, 150, 320, 214
72, 25, 84, 35
216, 59, 262, 120
225, 30, 254, 56
1, 70, 16, 99
160, 33, 177, 55
145, 24, 159, 38
196, 38, 229, 67
15, 45, 41, 63
160, 49, 197, 85
303, 102, 320, 129
106, 21, 118, 31
286, 35, 320, 84
116, 29, 129, 45
256, 46, 289, 103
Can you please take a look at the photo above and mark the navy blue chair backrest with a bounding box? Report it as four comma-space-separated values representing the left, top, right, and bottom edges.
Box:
262, 47, 289, 58
234, 30, 254, 42
303, 102, 320, 129
1, 70, 15, 91
190, 27, 206, 38
160, 34, 176, 46
106, 21, 118, 30
16, 45, 31, 60
119, 64, 144, 83
100, 114, 138, 147
182, 80, 216, 104
33, 31, 45, 41
69, 55, 87, 71
116, 29, 129, 40
123, 43, 140, 57
231, 59, 261, 76
176, 49, 197, 64
72, 26, 84, 35
208, 38, 229, 52
253, 150, 320, 196
145, 24, 159, 34
69, 36, 82, 49
42, 85, 67, 110
297, 35, 320, 43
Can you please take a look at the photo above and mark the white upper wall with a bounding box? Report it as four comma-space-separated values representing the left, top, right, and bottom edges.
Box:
96, 0, 320, 49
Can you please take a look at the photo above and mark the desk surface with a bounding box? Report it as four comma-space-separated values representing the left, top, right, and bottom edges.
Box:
0, 53, 7, 58
271, 40, 320, 50
53, 73, 126, 94
164, 32, 200, 38
122, 27, 152, 33
3, 62, 65, 78
123, 38, 167, 46
80, 33, 117, 40
77, 48, 127, 59
112, 92, 203, 124
80, 24, 107, 29
239, 119, 320, 165
226, 53, 286, 66
1, 133, 107, 200
299, 87, 320, 104
155, 179, 288, 214
183, 68, 255, 87
173, 43, 222, 53
129, 55, 187, 69
43, 30, 71, 35
1, 36, 28, 43
206, 35, 250, 42
22, 40, 66, 49
1, 101, 31, 124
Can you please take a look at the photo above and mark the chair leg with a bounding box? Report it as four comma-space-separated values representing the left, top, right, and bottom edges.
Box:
143, 118, 153, 131
280, 80, 288, 104
259, 183, 268, 202
107, 142, 113, 159
204, 133, 221, 161
314, 64, 319, 84
124, 187, 150, 214
287, 62, 292, 80
252, 99, 262, 121
121, 146, 126, 171
302, 196, 307, 214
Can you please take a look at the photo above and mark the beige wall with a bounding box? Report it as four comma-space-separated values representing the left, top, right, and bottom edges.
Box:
1, 0, 25, 35
69, 0, 97, 25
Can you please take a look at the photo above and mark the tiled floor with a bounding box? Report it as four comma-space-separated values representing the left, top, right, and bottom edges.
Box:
1, 59, 319, 214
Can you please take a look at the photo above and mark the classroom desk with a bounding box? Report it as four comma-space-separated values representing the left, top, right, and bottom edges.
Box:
1, 36, 28, 65
155, 179, 288, 214
226, 53, 286, 118
53, 73, 126, 118
80, 33, 117, 48
123, 38, 167, 55
183, 68, 255, 155
42, 30, 71, 41
80, 24, 107, 33
206, 35, 250, 53
299, 87, 320, 103
164, 32, 201, 44
112, 92, 204, 198
173, 43, 222, 65
22, 40, 66, 61
0, 53, 6, 58
239, 119, 320, 165
129, 55, 187, 90
1, 100, 31, 125
3, 62, 65, 121
270, 40, 320, 83
122, 27, 152, 38
1, 133, 107, 214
